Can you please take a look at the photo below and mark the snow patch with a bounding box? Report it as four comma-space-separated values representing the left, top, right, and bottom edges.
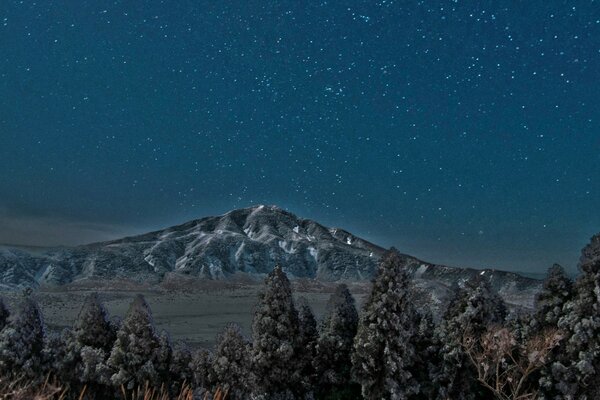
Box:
175, 255, 189, 270
293, 226, 299, 234
308, 247, 318, 259
278, 240, 294, 254
480, 270, 486, 275
415, 264, 428, 278
144, 255, 155, 267
346, 237, 352, 245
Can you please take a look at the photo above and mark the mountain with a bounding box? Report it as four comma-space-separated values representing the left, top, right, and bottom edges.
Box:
0, 205, 541, 297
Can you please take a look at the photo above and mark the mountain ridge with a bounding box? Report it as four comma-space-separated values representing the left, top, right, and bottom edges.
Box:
0, 205, 540, 297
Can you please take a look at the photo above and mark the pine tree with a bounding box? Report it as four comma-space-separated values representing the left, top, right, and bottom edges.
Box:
73, 293, 116, 351
545, 256, 600, 399
42, 328, 77, 385
433, 275, 507, 400
170, 341, 193, 394
57, 293, 117, 395
534, 265, 573, 399
107, 294, 163, 390
351, 249, 422, 400
157, 329, 173, 384
296, 297, 318, 397
412, 311, 439, 400
0, 296, 45, 381
190, 348, 214, 392
212, 323, 253, 400
0, 296, 9, 331
315, 284, 359, 397
534, 264, 573, 329
251, 265, 301, 399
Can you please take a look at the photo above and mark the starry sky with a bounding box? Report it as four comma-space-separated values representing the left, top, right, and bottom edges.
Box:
1, 1, 599, 274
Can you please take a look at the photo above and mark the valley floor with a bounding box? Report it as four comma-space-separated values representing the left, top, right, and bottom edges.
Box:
0, 280, 369, 348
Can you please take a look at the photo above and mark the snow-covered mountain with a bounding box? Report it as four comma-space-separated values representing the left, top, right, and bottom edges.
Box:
0, 205, 541, 296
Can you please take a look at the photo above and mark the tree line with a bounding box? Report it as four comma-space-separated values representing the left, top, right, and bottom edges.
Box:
0, 247, 598, 399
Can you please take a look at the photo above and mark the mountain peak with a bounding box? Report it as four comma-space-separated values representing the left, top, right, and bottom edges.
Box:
0, 206, 541, 300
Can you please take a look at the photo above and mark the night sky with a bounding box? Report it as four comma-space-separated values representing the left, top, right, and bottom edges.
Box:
1, 1, 599, 274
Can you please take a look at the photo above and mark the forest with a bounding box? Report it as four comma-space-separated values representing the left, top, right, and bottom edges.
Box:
0, 249, 596, 400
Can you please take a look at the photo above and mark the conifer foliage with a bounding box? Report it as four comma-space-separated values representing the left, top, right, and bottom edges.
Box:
315, 284, 358, 395
547, 256, 600, 399
212, 323, 252, 399
1, 243, 597, 400
68, 292, 117, 392
0, 297, 9, 332
0, 295, 45, 381
434, 275, 507, 400
169, 341, 194, 393
351, 249, 422, 400
251, 265, 302, 399
73, 293, 116, 351
534, 264, 572, 329
107, 294, 165, 390
296, 297, 318, 395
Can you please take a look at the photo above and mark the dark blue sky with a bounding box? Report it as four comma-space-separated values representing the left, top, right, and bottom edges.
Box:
1, 1, 599, 273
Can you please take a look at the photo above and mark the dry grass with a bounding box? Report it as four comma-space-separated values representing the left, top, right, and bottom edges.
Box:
0, 376, 226, 400
0, 375, 68, 400
119, 382, 194, 400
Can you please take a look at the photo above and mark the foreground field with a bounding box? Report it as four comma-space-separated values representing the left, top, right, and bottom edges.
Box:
0, 280, 369, 348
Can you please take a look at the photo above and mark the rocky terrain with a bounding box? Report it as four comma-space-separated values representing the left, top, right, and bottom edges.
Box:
0, 205, 541, 300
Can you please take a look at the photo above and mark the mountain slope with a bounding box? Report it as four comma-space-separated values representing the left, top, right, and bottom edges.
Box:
0, 205, 541, 298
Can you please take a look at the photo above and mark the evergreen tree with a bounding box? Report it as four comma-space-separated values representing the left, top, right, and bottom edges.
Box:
533, 265, 573, 399
351, 249, 422, 400
315, 284, 359, 397
170, 341, 193, 393
212, 323, 253, 400
544, 257, 600, 399
73, 293, 116, 351
296, 297, 318, 397
42, 328, 77, 385
157, 329, 173, 384
0, 296, 45, 381
534, 264, 573, 329
433, 275, 506, 400
107, 294, 163, 390
412, 311, 439, 400
59, 293, 118, 396
0, 296, 9, 331
190, 348, 214, 392
251, 266, 301, 399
